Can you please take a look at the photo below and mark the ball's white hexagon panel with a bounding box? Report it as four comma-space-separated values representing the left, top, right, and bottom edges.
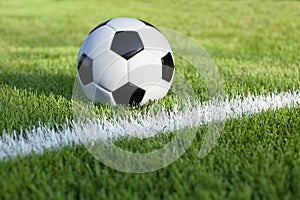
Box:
94, 84, 116, 105
98, 57, 128, 91
107, 18, 145, 31
127, 50, 162, 90
84, 26, 115, 56
146, 48, 172, 58
140, 84, 170, 104
89, 19, 111, 35
137, 26, 172, 51
88, 39, 114, 59
157, 74, 174, 92
80, 81, 97, 102
92, 50, 120, 83
147, 49, 175, 83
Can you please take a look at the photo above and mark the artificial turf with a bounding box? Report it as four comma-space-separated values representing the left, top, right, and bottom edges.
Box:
0, 0, 299, 199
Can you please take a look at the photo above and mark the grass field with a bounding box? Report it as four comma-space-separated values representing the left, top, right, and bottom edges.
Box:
0, 0, 299, 199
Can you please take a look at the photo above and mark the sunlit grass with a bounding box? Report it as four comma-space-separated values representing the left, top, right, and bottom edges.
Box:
0, 0, 299, 199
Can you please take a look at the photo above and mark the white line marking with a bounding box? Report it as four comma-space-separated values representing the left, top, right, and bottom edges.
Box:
0, 91, 299, 160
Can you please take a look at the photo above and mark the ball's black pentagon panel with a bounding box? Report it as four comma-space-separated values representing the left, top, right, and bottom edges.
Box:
112, 82, 145, 105
139, 19, 160, 32
77, 53, 87, 69
110, 31, 144, 60
129, 87, 146, 105
161, 52, 174, 82
89, 19, 111, 34
78, 54, 93, 85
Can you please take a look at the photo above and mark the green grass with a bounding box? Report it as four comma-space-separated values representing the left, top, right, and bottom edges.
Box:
0, 107, 299, 199
1, 0, 299, 132
0, 0, 299, 199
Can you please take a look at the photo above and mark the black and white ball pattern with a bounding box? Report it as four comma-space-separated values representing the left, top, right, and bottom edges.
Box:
76, 18, 175, 106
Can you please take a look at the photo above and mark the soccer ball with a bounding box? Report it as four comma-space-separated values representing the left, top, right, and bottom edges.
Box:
76, 18, 175, 106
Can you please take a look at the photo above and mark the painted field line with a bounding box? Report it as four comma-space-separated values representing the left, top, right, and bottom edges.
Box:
0, 91, 299, 160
